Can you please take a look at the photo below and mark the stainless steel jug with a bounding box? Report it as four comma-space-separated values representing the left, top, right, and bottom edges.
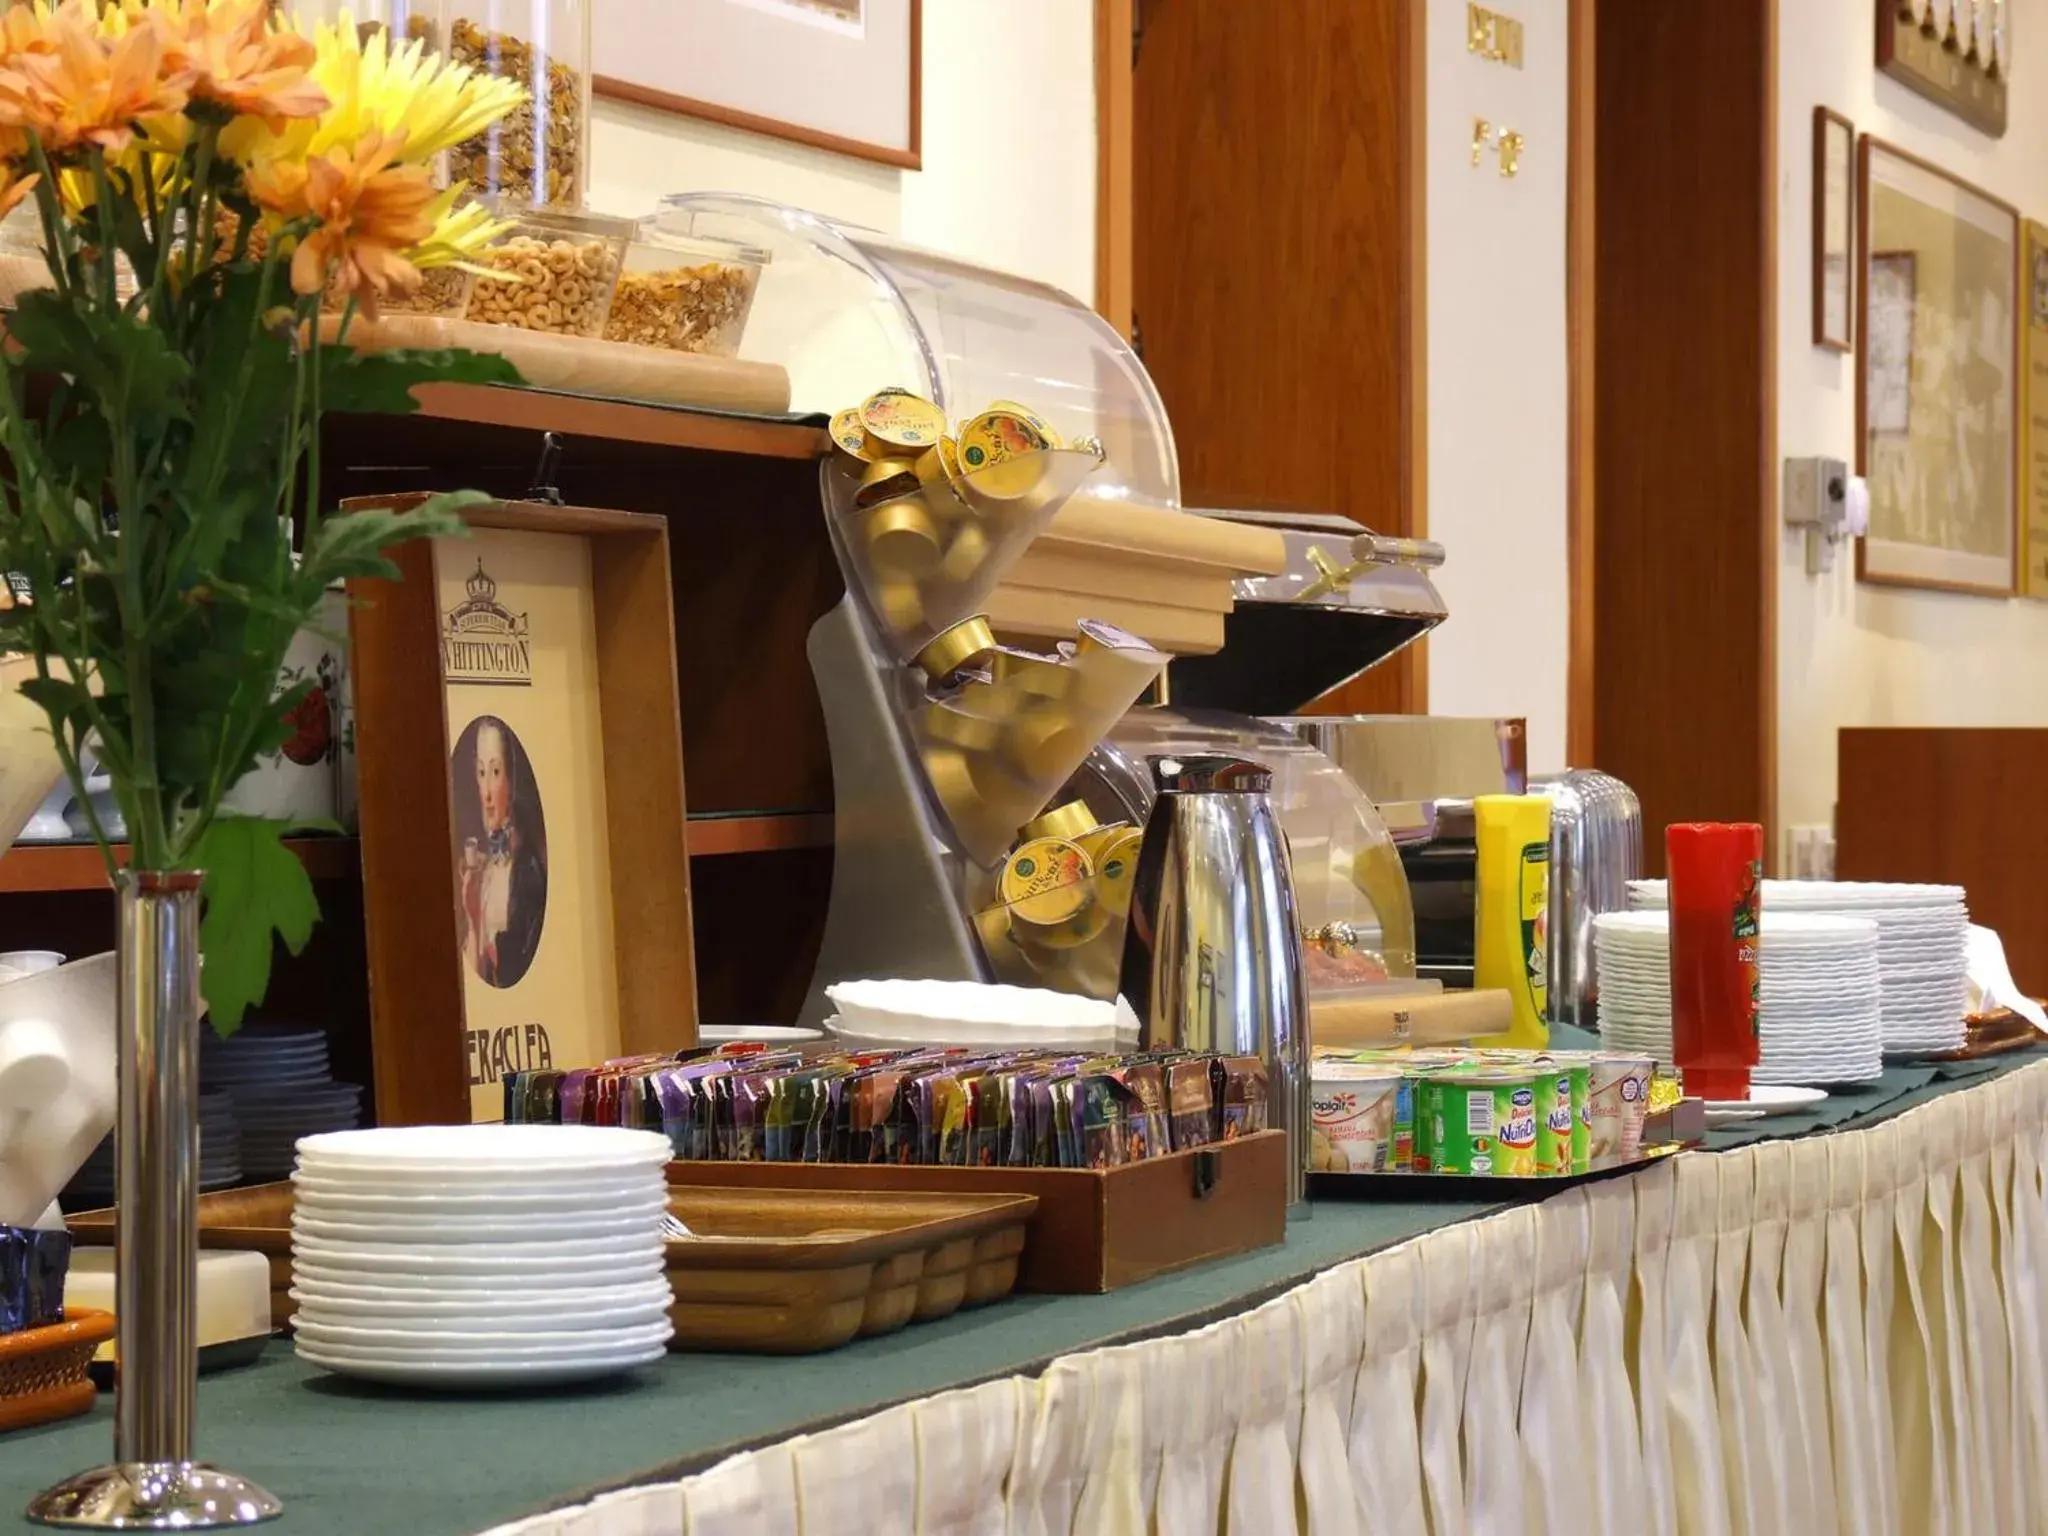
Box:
1118, 754, 1310, 1203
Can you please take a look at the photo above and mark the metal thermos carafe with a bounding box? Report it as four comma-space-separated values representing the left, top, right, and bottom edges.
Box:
1118, 754, 1310, 1203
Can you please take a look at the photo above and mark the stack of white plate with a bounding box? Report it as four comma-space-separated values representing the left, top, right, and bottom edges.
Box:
203, 1024, 363, 1181
63, 1090, 246, 1207
1595, 910, 1885, 1086
289, 1125, 674, 1390
1629, 879, 1970, 1056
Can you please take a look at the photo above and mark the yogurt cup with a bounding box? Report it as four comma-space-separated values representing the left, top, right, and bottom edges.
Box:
1309, 1066, 1404, 1173
1588, 1053, 1654, 1160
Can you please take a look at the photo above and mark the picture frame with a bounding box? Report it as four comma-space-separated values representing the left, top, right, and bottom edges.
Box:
1855, 136, 2020, 596
1876, 0, 2009, 138
1814, 107, 1856, 351
593, 0, 921, 171
2025, 219, 2048, 599
347, 499, 699, 1126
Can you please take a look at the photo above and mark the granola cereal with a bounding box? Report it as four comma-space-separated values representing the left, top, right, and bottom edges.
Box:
464, 234, 619, 336
601, 261, 759, 355
447, 18, 584, 210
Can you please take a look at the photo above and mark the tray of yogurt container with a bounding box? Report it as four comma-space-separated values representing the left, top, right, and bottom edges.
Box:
1305, 1046, 1681, 1199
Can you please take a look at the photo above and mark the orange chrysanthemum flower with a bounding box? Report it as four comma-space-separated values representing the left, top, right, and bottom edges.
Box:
247, 130, 435, 313
0, 1, 191, 155
157, 0, 326, 132
0, 165, 39, 219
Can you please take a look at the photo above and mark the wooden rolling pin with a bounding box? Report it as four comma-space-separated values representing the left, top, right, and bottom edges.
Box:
1311, 988, 1514, 1051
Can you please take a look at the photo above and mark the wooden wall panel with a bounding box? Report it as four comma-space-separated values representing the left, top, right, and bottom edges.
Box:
1837, 728, 2048, 995
1592, 0, 1776, 870
1131, 0, 1418, 714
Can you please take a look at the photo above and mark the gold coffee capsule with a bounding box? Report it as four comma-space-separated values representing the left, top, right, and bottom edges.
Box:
999, 836, 1095, 928
1080, 825, 1145, 917
922, 745, 977, 812
939, 522, 990, 584
988, 647, 1073, 701
973, 901, 1017, 954
957, 409, 1050, 500
875, 576, 924, 632
1020, 799, 1100, 845
987, 399, 1063, 450
854, 456, 921, 509
917, 615, 998, 682
1006, 712, 1086, 781
937, 433, 963, 480
829, 407, 884, 462
861, 388, 946, 452
1009, 900, 1108, 951
922, 701, 1002, 753
865, 499, 942, 575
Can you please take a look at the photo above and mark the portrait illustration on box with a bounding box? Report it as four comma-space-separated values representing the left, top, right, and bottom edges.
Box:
451, 715, 550, 988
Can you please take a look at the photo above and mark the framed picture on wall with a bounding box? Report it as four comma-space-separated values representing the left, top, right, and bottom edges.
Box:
592, 0, 920, 170
2025, 220, 2048, 599
1855, 136, 2020, 596
1813, 107, 1855, 351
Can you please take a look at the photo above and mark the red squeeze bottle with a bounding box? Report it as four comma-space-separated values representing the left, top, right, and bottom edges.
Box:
1665, 822, 1763, 1102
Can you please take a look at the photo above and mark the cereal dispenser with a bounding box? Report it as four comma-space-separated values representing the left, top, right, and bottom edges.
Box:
441, 0, 593, 212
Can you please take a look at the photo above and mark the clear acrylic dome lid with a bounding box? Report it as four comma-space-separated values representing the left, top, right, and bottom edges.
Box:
655, 193, 1181, 514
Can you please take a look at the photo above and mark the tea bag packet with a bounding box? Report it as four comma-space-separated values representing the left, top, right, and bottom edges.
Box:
1168, 1058, 1219, 1149
1218, 1056, 1270, 1139
0, 1225, 69, 1332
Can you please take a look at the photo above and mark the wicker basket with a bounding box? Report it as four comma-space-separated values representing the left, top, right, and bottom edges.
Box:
0, 1308, 113, 1433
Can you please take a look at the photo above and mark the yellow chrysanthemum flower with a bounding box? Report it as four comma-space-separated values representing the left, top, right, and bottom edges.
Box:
405, 186, 510, 273
223, 12, 521, 172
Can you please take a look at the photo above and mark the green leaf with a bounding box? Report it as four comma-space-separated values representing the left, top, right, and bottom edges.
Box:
302, 489, 482, 587
17, 674, 91, 730
194, 814, 321, 1033
319, 346, 522, 417
9, 290, 192, 421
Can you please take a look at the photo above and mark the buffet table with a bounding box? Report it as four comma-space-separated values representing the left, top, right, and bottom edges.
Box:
2, 1048, 2040, 1535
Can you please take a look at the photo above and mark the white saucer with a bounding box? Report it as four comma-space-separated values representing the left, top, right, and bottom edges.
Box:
295, 1341, 667, 1389
1701, 1084, 1828, 1116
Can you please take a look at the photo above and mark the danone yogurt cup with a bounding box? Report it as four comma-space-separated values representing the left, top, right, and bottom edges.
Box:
1421, 1067, 1538, 1176
1534, 1063, 1576, 1175
1587, 1053, 1654, 1160
1543, 1051, 1597, 1168
1310, 1067, 1404, 1173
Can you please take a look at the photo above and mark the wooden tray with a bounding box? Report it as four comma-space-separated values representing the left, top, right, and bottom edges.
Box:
665, 1186, 1035, 1354
0, 1308, 113, 1433
670, 1129, 1290, 1294
69, 1185, 295, 1330
314, 314, 793, 415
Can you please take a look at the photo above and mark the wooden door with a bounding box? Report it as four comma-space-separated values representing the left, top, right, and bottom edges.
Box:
1129, 0, 1425, 713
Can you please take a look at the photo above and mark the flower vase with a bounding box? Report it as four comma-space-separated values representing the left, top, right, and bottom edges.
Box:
28, 873, 282, 1530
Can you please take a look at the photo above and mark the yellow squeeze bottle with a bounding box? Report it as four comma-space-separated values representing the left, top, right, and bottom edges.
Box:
1470, 793, 1551, 1049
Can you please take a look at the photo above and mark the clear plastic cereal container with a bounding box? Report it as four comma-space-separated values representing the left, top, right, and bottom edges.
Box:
443, 0, 593, 212
463, 206, 629, 338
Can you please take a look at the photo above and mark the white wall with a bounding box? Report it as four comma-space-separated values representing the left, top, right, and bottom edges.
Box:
1778, 0, 2048, 836
1423, 0, 1572, 773
586, 0, 1097, 303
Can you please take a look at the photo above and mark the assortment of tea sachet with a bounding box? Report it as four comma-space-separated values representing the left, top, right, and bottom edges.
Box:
502, 1043, 1269, 1170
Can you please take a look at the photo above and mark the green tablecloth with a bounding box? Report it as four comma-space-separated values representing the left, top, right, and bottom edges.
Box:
5, 1043, 2039, 1535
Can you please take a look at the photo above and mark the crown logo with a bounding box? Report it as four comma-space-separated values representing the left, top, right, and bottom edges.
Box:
443, 557, 531, 687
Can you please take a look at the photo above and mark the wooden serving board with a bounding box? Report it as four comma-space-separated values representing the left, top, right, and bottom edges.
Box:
315, 315, 793, 416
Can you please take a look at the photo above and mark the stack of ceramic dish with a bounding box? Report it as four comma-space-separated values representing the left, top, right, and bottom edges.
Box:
63, 1091, 243, 1207
1594, 910, 1884, 1085
825, 979, 1141, 1051
202, 1024, 362, 1181
1629, 879, 1969, 1056
289, 1125, 674, 1389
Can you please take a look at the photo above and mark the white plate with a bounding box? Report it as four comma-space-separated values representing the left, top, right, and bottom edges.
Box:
292, 1256, 668, 1290
293, 1317, 673, 1354
291, 1211, 664, 1244
297, 1124, 671, 1170
296, 1341, 667, 1389
291, 1283, 673, 1324
1701, 1084, 1828, 1115
1703, 1107, 1769, 1126
289, 1273, 674, 1309
289, 1178, 667, 1212
293, 1229, 661, 1264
